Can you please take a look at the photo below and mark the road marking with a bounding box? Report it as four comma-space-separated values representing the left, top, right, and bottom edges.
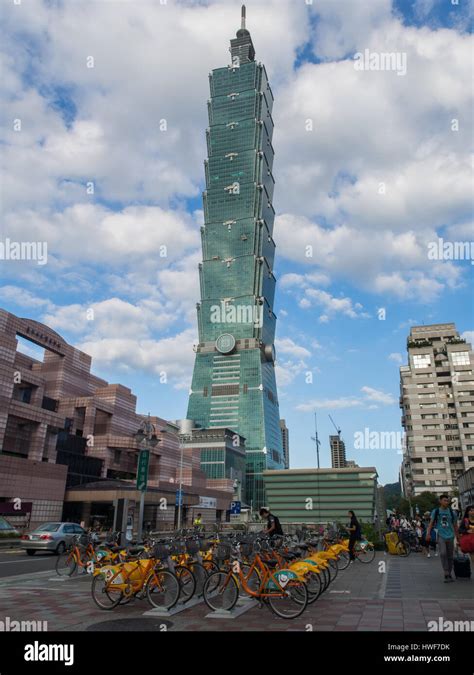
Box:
0, 558, 53, 564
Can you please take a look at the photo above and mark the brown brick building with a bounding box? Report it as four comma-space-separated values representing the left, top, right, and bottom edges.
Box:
0, 309, 234, 531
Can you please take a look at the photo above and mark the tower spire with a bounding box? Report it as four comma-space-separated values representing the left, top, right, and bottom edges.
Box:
231, 3, 255, 62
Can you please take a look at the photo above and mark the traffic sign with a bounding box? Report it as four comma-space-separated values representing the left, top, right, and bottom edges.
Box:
230, 501, 241, 515
175, 489, 183, 507
136, 449, 150, 491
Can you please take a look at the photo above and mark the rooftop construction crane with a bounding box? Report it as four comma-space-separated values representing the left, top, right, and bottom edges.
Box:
328, 414, 341, 439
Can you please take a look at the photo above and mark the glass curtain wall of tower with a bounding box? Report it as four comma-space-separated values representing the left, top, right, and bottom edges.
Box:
187, 10, 284, 509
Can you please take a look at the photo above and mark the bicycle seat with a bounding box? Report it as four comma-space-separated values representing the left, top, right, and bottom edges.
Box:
264, 559, 279, 567
128, 547, 145, 556
281, 552, 298, 560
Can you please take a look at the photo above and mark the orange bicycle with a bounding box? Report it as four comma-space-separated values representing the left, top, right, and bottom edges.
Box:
55, 534, 98, 577
203, 540, 308, 619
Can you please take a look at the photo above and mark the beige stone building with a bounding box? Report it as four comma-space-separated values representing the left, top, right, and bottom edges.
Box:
400, 323, 474, 498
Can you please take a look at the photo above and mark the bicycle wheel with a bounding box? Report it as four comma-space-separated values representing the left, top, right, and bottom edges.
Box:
305, 570, 323, 604
55, 550, 77, 577
146, 569, 180, 610
321, 565, 331, 592
267, 579, 308, 619
328, 558, 339, 580
357, 544, 376, 563
396, 541, 410, 557
91, 573, 123, 610
336, 551, 350, 571
203, 571, 239, 612
175, 565, 196, 603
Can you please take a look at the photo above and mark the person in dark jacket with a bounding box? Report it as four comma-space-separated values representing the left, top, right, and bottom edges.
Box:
345, 510, 361, 561
259, 508, 283, 537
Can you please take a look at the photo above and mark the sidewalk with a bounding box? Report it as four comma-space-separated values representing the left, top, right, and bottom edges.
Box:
0, 551, 471, 632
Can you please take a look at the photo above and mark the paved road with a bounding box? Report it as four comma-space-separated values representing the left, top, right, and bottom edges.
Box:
0, 551, 472, 631
0, 549, 58, 578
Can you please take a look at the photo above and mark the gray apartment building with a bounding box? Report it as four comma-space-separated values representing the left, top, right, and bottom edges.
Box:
280, 419, 290, 469
400, 323, 474, 498
330, 435, 346, 468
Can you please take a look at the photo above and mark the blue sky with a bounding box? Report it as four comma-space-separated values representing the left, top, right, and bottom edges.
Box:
1, 0, 473, 485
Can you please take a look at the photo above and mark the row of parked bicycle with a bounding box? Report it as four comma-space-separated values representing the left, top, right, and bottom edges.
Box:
55, 529, 376, 619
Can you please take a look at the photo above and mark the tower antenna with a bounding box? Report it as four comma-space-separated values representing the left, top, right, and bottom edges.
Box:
241, 4, 246, 30
310, 411, 321, 469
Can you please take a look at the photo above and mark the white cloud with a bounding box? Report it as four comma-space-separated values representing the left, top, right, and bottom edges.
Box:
360, 386, 396, 405
388, 352, 404, 364
461, 331, 474, 346
275, 337, 311, 360
79, 329, 197, 389
296, 397, 363, 412
0, 286, 53, 310
293, 285, 370, 321
296, 384, 396, 411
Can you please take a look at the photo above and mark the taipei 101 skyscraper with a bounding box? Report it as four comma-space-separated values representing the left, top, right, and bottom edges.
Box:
187, 6, 284, 509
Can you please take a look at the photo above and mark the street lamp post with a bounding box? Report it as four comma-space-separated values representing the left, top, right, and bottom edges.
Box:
176, 432, 191, 531
135, 414, 159, 542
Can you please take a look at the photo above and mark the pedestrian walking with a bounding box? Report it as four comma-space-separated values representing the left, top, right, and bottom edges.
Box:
426, 495, 459, 582
459, 504, 474, 567
345, 510, 361, 562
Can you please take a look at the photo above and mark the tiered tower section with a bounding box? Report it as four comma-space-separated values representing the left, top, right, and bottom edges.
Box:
187, 8, 284, 508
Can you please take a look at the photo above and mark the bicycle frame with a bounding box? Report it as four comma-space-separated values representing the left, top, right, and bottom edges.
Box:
97, 558, 162, 597
223, 554, 302, 598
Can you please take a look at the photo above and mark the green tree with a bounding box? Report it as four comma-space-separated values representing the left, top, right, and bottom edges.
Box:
411, 491, 439, 516
384, 481, 402, 512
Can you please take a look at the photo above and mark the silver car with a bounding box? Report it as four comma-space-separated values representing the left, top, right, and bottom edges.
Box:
21, 522, 86, 555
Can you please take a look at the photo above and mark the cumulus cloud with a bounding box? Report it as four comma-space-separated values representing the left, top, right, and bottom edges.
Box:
79, 329, 198, 389
276, 337, 311, 360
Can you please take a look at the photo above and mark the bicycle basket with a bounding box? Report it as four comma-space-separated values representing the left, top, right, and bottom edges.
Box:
152, 543, 170, 560
185, 540, 200, 555
78, 534, 90, 547
169, 541, 187, 556
215, 543, 231, 561
239, 542, 254, 558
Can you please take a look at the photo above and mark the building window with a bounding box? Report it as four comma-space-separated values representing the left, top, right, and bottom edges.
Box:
452, 352, 470, 366
413, 354, 431, 368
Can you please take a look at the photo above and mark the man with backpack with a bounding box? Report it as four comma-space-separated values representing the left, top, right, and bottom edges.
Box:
426, 495, 459, 582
